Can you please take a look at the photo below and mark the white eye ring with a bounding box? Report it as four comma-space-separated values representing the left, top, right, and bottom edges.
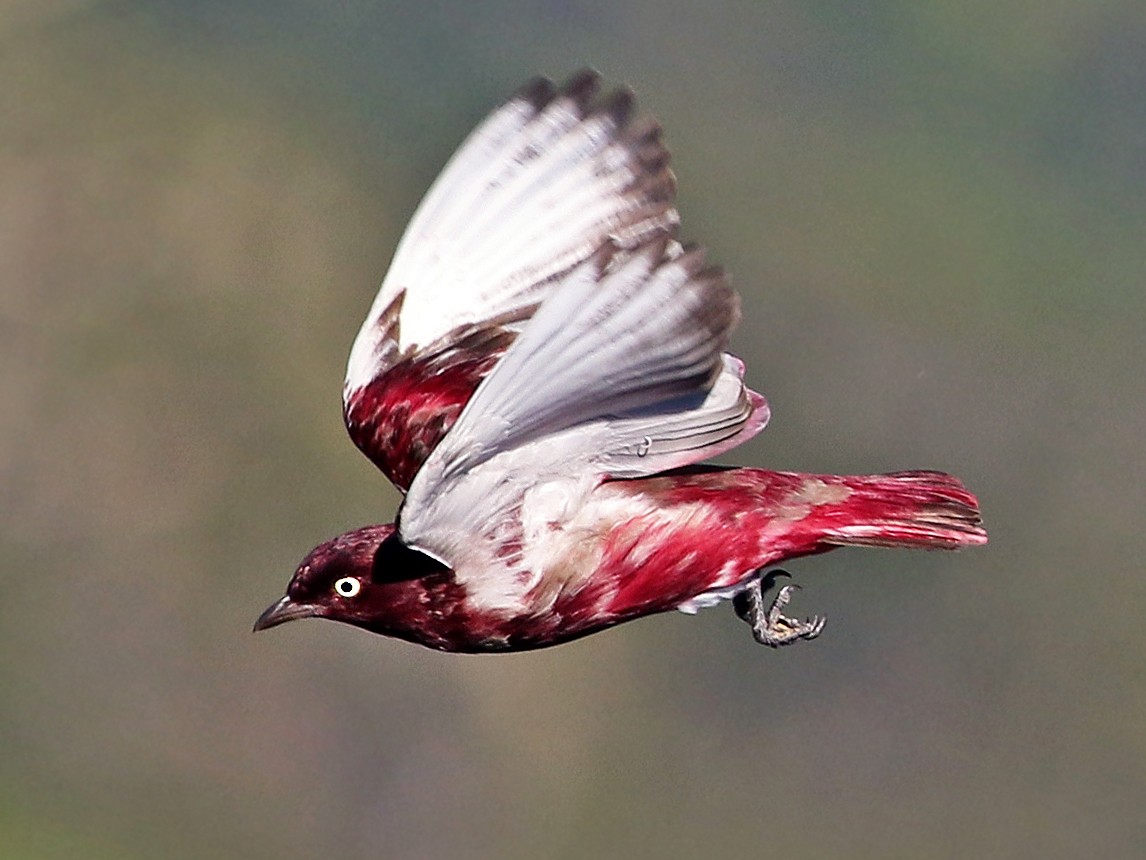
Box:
333, 577, 361, 598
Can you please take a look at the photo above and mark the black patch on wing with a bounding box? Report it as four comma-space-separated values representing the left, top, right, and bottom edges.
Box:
371, 531, 450, 583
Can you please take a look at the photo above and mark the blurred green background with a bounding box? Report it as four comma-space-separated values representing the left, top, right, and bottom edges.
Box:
3, 1, 1144, 857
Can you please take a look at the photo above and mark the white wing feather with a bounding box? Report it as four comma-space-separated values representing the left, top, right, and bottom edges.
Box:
344, 72, 678, 400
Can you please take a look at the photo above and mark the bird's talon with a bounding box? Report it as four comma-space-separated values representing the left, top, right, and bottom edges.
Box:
736, 570, 826, 648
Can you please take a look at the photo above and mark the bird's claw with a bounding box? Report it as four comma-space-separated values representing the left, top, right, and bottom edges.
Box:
733, 570, 825, 648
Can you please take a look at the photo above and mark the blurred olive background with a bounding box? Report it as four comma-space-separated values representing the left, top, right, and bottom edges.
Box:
3, 1, 1144, 857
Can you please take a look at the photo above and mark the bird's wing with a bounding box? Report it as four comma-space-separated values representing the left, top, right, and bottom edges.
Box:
342, 70, 679, 491
397, 239, 770, 608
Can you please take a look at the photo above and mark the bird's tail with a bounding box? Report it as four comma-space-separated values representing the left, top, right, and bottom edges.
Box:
595, 466, 985, 619
807, 470, 987, 551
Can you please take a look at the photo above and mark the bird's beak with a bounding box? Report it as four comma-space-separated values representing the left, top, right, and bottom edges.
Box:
253, 596, 319, 632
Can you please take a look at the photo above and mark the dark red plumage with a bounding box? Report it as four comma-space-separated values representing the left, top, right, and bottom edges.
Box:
344, 327, 514, 490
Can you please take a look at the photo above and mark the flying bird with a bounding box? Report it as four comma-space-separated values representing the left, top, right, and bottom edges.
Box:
254, 70, 987, 653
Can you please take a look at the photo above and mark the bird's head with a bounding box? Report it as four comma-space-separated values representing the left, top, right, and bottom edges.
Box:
253, 523, 451, 637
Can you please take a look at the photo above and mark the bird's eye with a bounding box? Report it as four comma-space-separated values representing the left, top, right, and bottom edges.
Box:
333, 577, 361, 598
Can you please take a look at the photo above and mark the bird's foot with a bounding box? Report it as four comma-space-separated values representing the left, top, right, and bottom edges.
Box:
732, 569, 825, 648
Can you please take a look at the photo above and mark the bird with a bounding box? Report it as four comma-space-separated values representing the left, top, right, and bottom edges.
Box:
254, 70, 987, 653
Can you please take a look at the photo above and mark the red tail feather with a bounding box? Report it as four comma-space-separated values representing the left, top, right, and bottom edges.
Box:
812, 470, 987, 550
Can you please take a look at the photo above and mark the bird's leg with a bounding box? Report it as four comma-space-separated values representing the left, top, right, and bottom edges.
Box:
732, 569, 826, 648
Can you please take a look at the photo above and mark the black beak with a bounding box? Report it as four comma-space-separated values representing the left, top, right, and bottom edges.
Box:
253, 596, 319, 632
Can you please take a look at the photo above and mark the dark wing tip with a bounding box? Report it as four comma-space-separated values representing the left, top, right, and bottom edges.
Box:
560, 68, 603, 107
600, 86, 637, 127
512, 75, 558, 111
524, 71, 674, 204
624, 113, 665, 152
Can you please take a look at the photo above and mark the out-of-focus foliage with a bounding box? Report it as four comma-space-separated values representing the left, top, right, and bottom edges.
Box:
3, 2, 1144, 857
